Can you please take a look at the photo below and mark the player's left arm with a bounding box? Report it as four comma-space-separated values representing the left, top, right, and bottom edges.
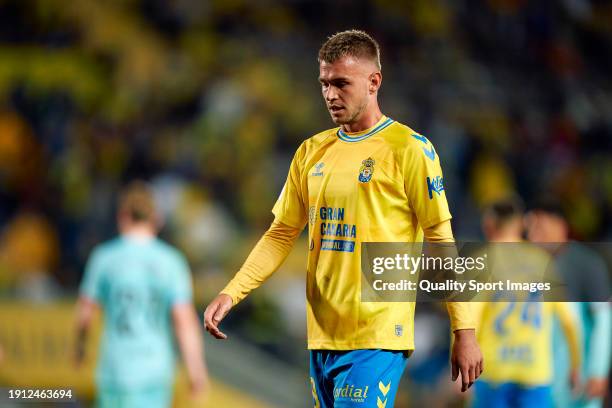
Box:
75, 296, 97, 366
402, 136, 482, 392
424, 220, 483, 392
74, 248, 105, 366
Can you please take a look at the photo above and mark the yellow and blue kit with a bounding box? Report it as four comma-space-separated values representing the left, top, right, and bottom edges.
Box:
473, 301, 580, 408
222, 115, 475, 407
471, 245, 581, 408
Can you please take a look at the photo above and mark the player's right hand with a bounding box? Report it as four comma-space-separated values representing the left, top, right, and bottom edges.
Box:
204, 294, 233, 339
585, 377, 608, 399
189, 368, 210, 397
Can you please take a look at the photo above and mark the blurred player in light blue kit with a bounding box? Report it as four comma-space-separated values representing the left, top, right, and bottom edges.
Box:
527, 199, 611, 408
75, 181, 208, 408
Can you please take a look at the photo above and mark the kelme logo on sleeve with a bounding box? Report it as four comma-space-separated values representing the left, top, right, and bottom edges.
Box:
358, 158, 375, 183
427, 176, 444, 199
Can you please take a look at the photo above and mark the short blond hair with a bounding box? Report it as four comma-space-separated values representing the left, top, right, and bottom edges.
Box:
318, 29, 381, 70
118, 181, 156, 222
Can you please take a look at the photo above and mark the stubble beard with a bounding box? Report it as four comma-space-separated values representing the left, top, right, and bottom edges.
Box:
333, 98, 368, 126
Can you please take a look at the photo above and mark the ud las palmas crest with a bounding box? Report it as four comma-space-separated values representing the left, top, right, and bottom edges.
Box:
358, 157, 375, 183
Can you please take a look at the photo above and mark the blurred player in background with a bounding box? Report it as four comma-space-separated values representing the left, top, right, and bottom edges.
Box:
527, 199, 611, 408
204, 29, 482, 407
75, 181, 208, 408
472, 198, 581, 408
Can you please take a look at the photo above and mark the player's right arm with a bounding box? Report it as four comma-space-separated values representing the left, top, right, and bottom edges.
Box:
584, 302, 610, 398
169, 251, 209, 395
204, 220, 302, 339
173, 303, 209, 395
581, 255, 611, 398
554, 302, 582, 391
205, 144, 308, 339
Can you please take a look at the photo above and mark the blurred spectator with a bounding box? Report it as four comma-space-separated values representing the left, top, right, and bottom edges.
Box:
0, 211, 61, 301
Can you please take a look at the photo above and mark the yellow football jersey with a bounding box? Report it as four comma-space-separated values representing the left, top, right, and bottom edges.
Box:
476, 301, 580, 385
474, 246, 581, 385
271, 115, 457, 350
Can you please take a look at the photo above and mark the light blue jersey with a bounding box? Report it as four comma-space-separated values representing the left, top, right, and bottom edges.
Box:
552, 302, 611, 408
80, 235, 193, 391
551, 244, 611, 408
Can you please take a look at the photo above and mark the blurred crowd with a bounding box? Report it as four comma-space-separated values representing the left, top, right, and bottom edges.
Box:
0, 0, 611, 367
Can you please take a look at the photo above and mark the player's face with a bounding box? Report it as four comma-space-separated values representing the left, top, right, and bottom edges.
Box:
525, 211, 568, 242
482, 215, 523, 241
319, 56, 377, 125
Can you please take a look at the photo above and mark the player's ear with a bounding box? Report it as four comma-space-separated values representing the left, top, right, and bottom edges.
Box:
369, 72, 382, 94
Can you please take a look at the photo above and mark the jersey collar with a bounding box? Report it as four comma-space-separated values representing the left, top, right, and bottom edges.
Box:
337, 115, 394, 142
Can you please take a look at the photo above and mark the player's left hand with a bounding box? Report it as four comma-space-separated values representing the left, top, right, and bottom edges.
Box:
451, 329, 483, 392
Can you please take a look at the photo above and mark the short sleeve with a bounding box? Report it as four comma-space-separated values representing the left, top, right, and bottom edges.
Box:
79, 247, 106, 302
272, 144, 308, 229
402, 137, 452, 228
168, 253, 193, 306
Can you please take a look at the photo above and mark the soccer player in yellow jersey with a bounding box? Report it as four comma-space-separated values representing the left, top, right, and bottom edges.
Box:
204, 29, 483, 407
526, 200, 611, 408
472, 199, 581, 408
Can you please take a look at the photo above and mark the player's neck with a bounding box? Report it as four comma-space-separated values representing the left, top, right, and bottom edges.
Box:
120, 223, 156, 241
342, 107, 384, 133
